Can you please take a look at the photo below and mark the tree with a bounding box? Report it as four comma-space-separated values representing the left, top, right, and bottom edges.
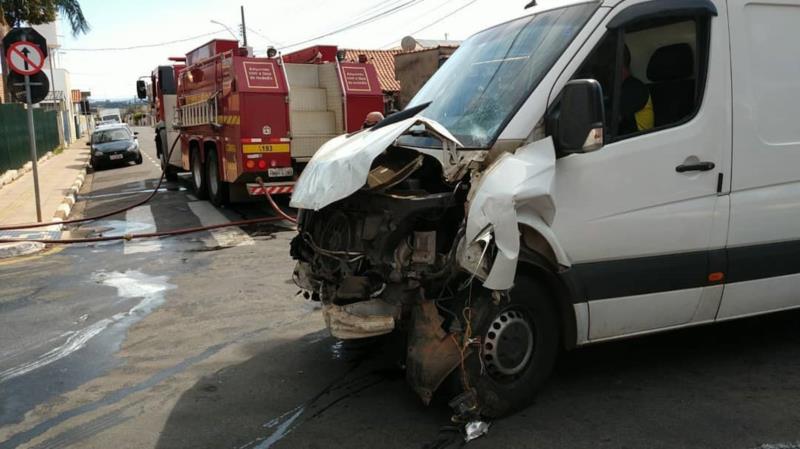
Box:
0, 0, 90, 36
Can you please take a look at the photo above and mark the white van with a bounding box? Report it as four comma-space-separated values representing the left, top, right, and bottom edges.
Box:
290, 0, 800, 418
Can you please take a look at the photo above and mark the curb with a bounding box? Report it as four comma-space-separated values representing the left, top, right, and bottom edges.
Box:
53, 165, 89, 221
0, 241, 46, 258
0, 150, 90, 260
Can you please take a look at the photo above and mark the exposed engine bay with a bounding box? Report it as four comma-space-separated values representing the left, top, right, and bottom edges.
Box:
291, 144, 474, 397
290, 117, 559, 419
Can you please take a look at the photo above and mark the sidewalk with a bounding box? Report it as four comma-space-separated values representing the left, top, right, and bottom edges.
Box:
0, 140, 90, 256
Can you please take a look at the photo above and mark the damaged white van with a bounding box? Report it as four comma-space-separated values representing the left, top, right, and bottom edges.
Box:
290, 0, 800, 418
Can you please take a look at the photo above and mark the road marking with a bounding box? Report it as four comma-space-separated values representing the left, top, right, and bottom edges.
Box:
123, 205, 162, 255
188, 201, 255, 248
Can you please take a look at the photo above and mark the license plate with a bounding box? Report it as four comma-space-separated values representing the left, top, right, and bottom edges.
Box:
268, 167, 294, 177
243, 144, 290, 154
109, 154, 123, 160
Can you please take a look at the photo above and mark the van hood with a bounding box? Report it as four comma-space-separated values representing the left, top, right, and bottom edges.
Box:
290, 117, 464, 211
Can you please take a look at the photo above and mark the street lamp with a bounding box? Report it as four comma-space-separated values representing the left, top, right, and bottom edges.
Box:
210, 20, 239, 41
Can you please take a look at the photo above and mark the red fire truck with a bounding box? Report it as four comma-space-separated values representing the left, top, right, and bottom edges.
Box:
137, 58, 185, 182
140, 40, 384, 206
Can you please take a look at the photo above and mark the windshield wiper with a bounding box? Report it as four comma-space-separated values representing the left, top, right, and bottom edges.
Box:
370, 101, 432, 131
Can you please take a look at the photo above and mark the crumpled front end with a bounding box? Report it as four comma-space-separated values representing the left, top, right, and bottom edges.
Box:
290, 117, 559, 406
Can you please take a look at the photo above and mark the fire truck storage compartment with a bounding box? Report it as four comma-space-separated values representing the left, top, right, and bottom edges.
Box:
286, 62, 344, 161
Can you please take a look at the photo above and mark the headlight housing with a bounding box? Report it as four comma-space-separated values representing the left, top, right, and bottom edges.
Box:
126, 143, 138, 152
94, 151, 103, 157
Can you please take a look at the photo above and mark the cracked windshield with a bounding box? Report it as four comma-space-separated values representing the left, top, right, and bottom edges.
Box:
1, 0, 800, 448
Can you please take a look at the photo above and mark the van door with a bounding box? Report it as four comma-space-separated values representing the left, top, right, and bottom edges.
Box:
548, 0, 732, 340
716, 0, 800, 319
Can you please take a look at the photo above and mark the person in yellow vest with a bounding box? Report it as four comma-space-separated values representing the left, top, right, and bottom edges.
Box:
619, 45, 655, 134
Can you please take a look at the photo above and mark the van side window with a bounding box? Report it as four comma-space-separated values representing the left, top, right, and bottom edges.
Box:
573, 16, 711, 142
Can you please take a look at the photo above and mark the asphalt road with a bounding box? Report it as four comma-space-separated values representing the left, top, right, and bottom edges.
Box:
1, 127, 799, 449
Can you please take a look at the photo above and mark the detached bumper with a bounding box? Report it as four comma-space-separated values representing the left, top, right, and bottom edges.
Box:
322, 299, 400, 340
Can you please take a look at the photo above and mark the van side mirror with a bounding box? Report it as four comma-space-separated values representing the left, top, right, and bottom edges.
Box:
549, 79, 605, 153
136, 80, 147, 100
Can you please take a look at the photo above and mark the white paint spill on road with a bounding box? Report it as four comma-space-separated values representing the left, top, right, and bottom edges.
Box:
0, 326, 108, 382
188, 201, 254, 248
0, 270, 173, 384
124, 205, 162, 255
754, 443, 800, 449
241, 406, 305, 449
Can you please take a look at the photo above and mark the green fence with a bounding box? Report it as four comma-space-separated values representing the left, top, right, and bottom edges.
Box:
0, 104, 60, 173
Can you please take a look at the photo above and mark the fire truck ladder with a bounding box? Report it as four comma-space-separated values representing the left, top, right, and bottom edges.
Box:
177, 92, 220, 128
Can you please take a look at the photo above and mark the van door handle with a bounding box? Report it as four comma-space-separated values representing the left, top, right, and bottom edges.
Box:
676, 161, 716, 173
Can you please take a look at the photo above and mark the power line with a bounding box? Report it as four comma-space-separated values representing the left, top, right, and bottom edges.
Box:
61, 30, 226, 52
380, 0, 481, 49
279, 0, 429, 50
245, 27, 284, 47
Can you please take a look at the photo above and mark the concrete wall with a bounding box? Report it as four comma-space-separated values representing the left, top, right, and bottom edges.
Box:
394, 47, 457, 109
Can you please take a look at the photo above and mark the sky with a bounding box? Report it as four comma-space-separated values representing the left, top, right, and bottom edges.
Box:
53, 0, 568, 99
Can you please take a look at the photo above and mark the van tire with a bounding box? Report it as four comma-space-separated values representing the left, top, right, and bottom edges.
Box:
206, 148, 228, 206
191, 147, 208, 199
456, 275, 559, 418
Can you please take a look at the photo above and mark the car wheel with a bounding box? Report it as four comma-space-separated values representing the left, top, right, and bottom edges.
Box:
454, 274, 559, 418
191, 147, 208, 199
135, 152, 143, 165
206, 149, 228, 206
91, 157, 101, 171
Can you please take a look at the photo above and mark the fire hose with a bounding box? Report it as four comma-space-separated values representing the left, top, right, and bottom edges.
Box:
0, 134, 298, 245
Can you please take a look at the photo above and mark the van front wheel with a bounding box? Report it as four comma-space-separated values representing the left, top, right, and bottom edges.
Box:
457, 274, 559, 418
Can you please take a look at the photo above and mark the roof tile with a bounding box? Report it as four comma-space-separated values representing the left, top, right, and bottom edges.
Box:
343, 49, 402, 93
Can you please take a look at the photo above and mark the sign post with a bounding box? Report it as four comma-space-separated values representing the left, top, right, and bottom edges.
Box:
4, 32, 48, 222
23, 74, 43, 222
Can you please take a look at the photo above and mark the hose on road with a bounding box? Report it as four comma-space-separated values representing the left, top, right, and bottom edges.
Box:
256, 177, 297, 224
0, 216, 285, 244
0, 134, 298, 245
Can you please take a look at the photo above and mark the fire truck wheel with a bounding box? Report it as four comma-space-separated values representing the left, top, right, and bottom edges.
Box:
206, 148, 228, 206
191, 148, 208, 199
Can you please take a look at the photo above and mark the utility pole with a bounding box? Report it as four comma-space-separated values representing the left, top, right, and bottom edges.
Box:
240, 6, 248, 47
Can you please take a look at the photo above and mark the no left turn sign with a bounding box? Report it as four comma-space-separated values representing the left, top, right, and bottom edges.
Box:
6, 41, 45, 76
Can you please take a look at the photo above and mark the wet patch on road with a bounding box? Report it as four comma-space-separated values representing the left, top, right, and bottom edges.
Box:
0, 270, 173, 429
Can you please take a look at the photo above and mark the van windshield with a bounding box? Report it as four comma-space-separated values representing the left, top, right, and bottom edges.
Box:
404, 3, 597, 149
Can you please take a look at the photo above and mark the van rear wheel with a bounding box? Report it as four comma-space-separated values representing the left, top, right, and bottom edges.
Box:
191, 148, 208, 199
453, 274, 559, 418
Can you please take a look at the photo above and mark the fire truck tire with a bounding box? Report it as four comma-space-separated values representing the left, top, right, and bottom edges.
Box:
206, 148, 228, 206
191, 148, 208, 199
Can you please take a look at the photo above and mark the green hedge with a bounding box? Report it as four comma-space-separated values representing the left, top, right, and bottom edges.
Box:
0, 104, 60, 173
